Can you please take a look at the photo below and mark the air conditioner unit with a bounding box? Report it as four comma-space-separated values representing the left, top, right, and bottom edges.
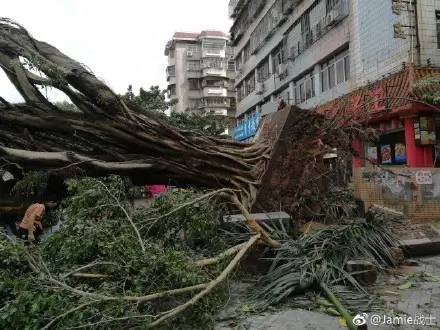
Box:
256, 82, 264, 95
327, 9, 340, 26
187, 51, 193, 57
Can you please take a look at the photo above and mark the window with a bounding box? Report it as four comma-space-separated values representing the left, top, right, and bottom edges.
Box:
188, 79, 200, 90
237, 82, 244, 102
168, 84, 176, 96
202, 39, 225, 55
236, 51, 243, 71
300, 82, 305, 103
321, 66, 329, 92
245, 73, 256, 95
295, 73, 315, 104
203, 97, 229, 107
167, 65, 176, 77
272, 42, 286, 70
328, 63, 335, 89
187, 44, 201, 54
320, 51, 350, 92
301, 11, 311, 35
336, 59, 344, 84
250, 0, 284, 54
437, 11, 440, 49
187, 60, 200, 71
344, 55, 350, 80
202, 58, 224, 69
205, 79, 223, 87
226, 45, 235, 59
243, 42, 251, 63
257, 58, 270, 82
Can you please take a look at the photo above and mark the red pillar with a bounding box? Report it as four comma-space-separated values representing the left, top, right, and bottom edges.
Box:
404, 118, 434, 167
352, 138, 364, 169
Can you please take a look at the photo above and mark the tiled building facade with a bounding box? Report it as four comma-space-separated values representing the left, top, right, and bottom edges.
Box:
230, 0, 440, 142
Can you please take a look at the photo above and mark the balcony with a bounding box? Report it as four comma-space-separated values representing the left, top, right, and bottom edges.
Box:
187, 70, 202, 79
201, 79, 227, 88
206, 109, 228, 116
203, 86, 227, 97
200, 97, 231, 109
203, 67, 227, 78
287, 0, 349, 63
202, 48, 226, 58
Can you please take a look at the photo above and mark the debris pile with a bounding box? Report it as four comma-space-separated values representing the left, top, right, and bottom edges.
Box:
0, 18, 407, 329
0, 177, 247, 329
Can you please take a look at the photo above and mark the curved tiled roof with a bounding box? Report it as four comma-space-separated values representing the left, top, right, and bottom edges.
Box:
315, 65, 440, 124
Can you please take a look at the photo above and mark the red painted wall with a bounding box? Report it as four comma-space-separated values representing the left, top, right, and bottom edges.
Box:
404, 118, 434, 167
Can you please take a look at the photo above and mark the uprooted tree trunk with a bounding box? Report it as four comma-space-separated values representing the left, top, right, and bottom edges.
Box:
0, 18, 362, 215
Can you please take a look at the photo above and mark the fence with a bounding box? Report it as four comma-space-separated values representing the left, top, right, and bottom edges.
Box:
353, 167, 440, 222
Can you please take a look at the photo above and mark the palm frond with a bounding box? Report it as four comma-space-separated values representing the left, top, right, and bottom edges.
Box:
253, 217, 398, 308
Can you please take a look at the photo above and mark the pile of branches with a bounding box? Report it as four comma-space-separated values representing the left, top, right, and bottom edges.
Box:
254, 214, 399, 325
0, 176, 263, 329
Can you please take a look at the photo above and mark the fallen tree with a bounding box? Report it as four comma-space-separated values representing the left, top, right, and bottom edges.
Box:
0, 18, 363, 216
1, 177, 255, 329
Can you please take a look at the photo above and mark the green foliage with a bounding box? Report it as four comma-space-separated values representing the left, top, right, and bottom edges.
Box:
123, 85, 174, 113
167, 112, 228, 137
137, 189, 228, 252
123, 85, 228, 136
11, 171, 49, 198
421, 91, 440, 105
254, 217, 398, 308
414, 76, 440, 105
0, 176, 229, 329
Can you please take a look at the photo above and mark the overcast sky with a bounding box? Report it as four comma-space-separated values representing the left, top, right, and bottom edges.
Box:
0, 0, 232, 102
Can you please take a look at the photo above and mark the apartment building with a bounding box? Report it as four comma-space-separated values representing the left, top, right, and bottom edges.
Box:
164, 31, 236, 120
230, 0, 440, 142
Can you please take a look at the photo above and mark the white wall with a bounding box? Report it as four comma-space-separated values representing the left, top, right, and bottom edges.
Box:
417, 0, 440, 66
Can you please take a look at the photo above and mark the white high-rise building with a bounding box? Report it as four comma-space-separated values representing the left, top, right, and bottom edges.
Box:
164, 31, 236, 120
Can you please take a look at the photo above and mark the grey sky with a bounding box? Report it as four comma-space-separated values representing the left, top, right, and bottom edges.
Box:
0, 0, 232, 102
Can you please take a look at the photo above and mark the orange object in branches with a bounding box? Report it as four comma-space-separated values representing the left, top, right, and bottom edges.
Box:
18, 203, 45, 241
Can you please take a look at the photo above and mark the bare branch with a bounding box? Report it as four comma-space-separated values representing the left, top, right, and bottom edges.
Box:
147, 234, 261, 328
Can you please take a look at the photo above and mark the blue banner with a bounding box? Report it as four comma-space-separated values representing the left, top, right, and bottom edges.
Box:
233, 112, 260, 141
